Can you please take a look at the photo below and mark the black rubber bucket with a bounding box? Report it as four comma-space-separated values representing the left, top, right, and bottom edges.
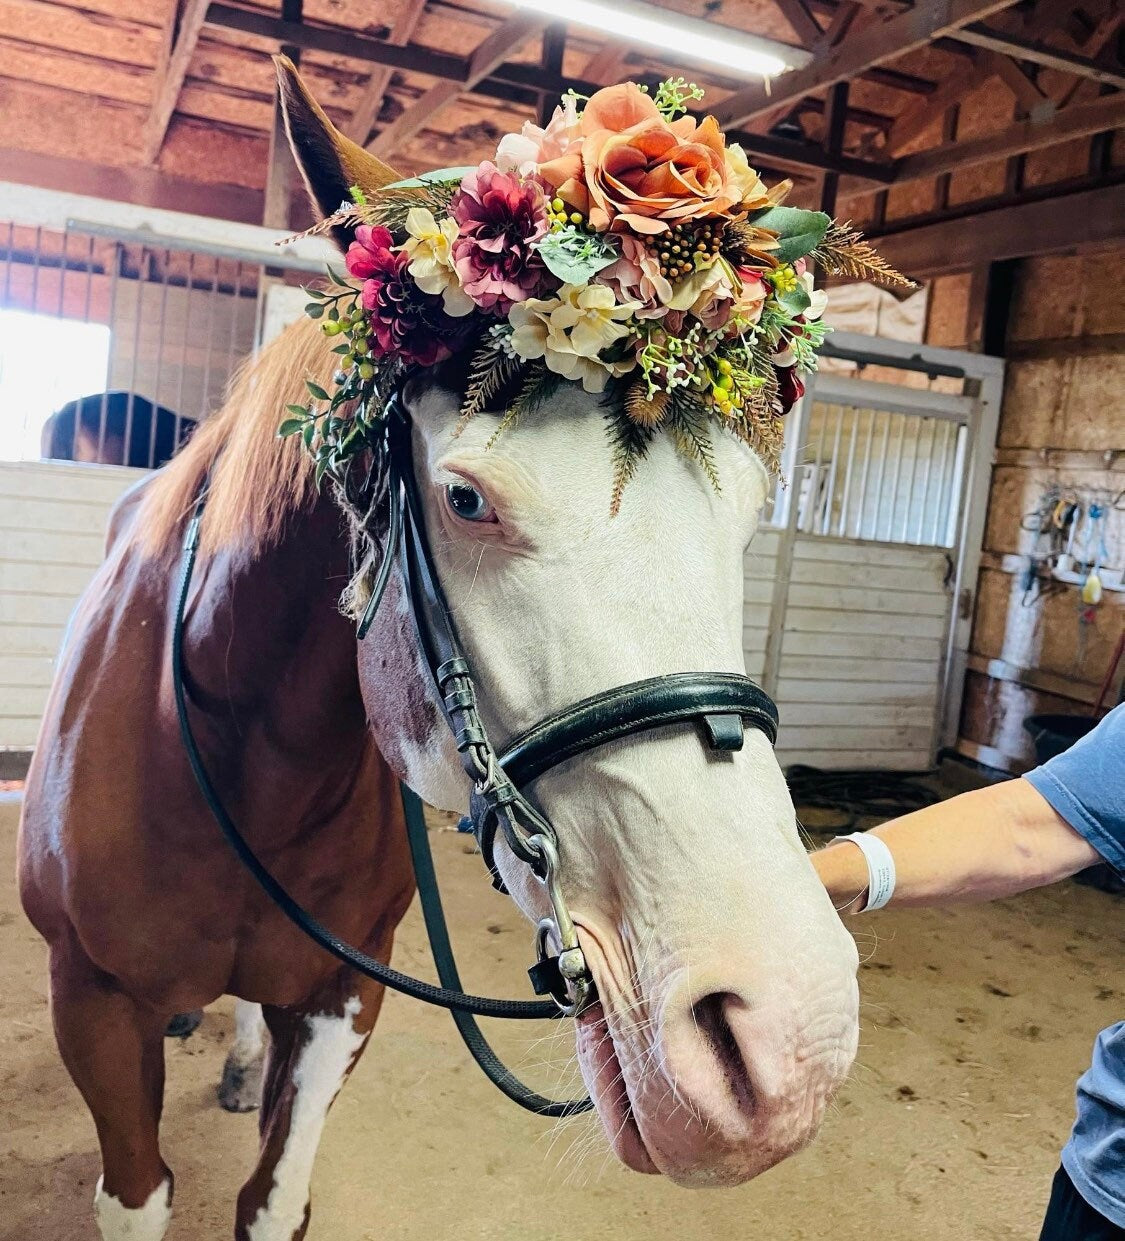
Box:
1022, 713, 1098, 764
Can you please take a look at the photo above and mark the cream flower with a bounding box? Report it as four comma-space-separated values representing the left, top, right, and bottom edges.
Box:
401, 207, 474, 316
725, 143, 772, 209
798, 271, 829, 321
509, 284, 639, 392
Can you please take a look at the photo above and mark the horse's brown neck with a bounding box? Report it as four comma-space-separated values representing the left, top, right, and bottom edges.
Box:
182, 493, 370, 828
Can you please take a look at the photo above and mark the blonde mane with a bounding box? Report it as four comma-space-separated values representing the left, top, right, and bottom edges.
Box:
136, 317, 338, 557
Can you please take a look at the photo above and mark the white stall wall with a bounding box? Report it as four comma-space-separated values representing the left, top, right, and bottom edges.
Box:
0, 461, 142, 752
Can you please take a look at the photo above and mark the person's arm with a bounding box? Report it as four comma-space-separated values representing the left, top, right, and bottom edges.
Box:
812, 776, 1101, 914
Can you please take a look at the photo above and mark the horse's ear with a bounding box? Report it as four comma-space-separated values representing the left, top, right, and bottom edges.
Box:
273, 55, 401, 251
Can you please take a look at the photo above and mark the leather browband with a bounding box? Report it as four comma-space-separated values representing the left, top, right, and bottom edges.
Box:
499, 671, 779, 787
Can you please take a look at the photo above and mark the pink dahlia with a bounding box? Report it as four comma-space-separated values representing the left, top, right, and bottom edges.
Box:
347, 225, 468, 367
450, 163, 552, 315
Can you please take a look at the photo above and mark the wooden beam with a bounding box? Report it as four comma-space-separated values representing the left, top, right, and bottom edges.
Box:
989, 53, 1049, 112
819, 80, 849, 214
774, 0, 824, 46
370, 13, 545, 158
893, 91, 1125, 183
949, 24, 1125, 87
0, 147, 264, 225
143, 0, 210, 163
538, 24, 567, 125
263, 0, 304, 231
869, 182, 1125, 275
346, 0, 428, 145
711, 0, 1022, 128
204, 3, 467, 81
583, 44, 631, 85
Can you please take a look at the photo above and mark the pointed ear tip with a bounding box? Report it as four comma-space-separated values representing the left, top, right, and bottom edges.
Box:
273, 53, 300, 89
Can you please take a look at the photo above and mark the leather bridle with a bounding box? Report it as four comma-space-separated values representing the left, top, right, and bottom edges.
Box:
172, 393, 779, 1117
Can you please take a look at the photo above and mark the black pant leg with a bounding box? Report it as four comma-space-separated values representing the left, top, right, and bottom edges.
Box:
1039, 1166, 1125, 1241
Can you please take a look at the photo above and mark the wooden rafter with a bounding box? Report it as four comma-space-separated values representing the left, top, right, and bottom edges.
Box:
369, 13, 545, 158
711, 0, 1023, 128
143, 0, 210, 163
988, 53, 1049, 113
892, 91, 1125, 184
774, 0, 824, 47
346, 0, 429, 145
881, 51, 992, 156
949, 24, 1125, 88
870, 181, 1125, 275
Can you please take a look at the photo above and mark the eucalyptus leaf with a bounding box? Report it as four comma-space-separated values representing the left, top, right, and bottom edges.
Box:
533, 231, 618, 285
306, 380, 331, 401
278, 418, 305, 437
285, 403, 308, 418
305, 303, 324, 319
746, 206, 830, 265
777, 283, 812, 317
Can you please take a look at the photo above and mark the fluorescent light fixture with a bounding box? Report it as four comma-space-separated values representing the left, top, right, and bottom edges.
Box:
503, 0, 808, 79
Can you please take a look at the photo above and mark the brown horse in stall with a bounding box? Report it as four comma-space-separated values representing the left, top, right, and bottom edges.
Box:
18, 62, 861, 1241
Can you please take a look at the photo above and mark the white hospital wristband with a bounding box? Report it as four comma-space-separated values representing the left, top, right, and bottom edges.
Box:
833, 832, 896, 911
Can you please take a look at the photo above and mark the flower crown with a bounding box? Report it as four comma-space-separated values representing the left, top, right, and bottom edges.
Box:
283, 78, 910, 512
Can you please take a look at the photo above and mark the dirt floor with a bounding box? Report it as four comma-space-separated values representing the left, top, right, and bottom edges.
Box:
1, 790, 1121, 1241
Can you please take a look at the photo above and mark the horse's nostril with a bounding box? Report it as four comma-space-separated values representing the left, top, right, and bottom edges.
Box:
691, 992, 756, 1114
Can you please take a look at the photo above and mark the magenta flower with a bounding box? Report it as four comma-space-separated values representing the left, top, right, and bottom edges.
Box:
450, 163, 552, 315
345, 225, 396, 281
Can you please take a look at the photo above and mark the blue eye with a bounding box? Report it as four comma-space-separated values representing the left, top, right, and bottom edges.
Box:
445, 482, 493, 523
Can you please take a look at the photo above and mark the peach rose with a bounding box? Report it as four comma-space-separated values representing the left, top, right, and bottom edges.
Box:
538, 83, 740, 236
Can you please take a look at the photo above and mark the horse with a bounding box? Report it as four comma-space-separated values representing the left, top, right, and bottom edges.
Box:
17, 61, 860, 1241
41, 391, 193, 468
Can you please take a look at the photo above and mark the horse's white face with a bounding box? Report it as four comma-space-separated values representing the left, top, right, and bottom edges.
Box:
360, 381, 858, 1186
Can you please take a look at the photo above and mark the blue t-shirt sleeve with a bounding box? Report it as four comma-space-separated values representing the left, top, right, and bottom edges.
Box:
1024, 704, 1125, 875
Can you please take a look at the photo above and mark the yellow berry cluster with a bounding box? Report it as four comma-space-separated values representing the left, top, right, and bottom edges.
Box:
708, 357, 743, 417
769, 264, 799, 295
548, 197, 585, 232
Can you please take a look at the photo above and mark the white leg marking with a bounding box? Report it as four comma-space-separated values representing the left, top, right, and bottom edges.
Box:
232, 999, 268, 1064
94, 1175, 172, 1241
220, 1000, 269, 1112
246, 996, 366, 1241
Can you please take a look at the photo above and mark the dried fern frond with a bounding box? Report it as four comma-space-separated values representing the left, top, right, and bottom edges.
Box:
280, 180, 458, 245
624, 382, 670, 428
668, 389, 720, 492
458, 336, 522, 427
484, 363, 562, 449
811, 222, 916, 288
606, 406, 657, 516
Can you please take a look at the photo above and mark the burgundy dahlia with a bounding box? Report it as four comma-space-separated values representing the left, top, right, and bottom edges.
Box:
774, 364, 805, 415
450, 162, 552, 315
347, 224, 467, 367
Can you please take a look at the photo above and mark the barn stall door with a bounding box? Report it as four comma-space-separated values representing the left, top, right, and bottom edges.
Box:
747, 343, 1003, 771
0, 188, 332, 766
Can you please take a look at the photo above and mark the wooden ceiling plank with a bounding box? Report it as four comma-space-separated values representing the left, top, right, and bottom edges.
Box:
884, 53, 995, 156
345, 0, 428, 144
710, 0, 1022, 128
369, 12, 545, 158
892, 91, 1125, 183
142, 0, 210, 163
582, 43, 630, 85
949, 23, 1125, 87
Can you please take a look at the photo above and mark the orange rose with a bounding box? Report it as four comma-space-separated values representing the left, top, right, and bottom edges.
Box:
538, 83, 740, 236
